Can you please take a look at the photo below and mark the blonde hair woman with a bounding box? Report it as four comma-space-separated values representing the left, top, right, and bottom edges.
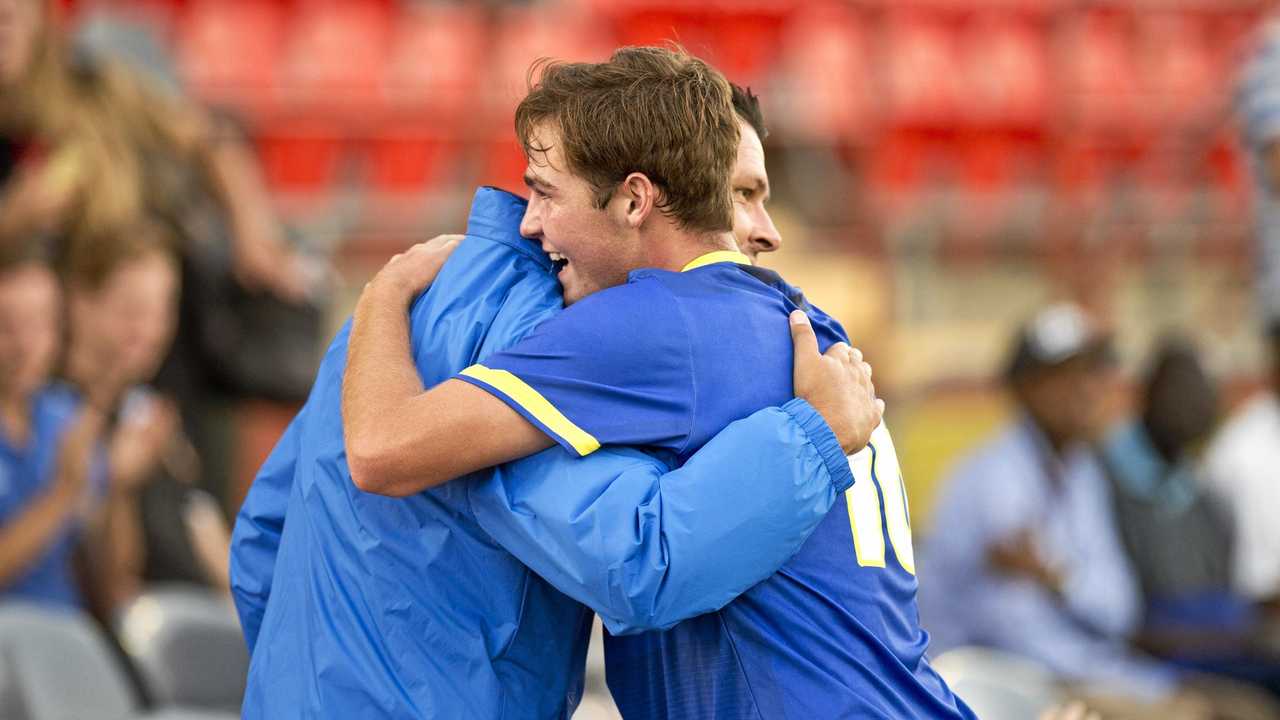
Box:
0, 0, 308, 299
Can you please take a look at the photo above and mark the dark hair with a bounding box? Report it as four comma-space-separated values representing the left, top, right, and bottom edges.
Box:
1141, 337, 1217, 460
515, 46, 739, 234
730, 83, 767, 140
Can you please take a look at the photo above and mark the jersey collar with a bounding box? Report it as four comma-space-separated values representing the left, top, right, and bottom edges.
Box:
680, 250, 752, 272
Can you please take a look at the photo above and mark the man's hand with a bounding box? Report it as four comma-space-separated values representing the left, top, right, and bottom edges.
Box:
362, 235, 464, 307
790, 310, 883, 455
988, 528, 1064, 594
108, 395, 180, 495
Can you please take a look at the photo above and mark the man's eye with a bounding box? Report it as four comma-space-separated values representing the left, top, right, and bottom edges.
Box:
734, 188, 752, 201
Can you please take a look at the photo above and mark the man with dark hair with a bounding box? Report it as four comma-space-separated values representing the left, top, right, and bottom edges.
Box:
233, 47, 881, 718
347, 48, 971, 718
728, 83, 782, 263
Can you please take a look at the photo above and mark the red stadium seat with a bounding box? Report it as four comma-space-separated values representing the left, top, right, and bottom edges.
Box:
774, 3, 871, 144
275, 0, 391, 119
603, 3, 792, 88
256, 121, 346, 195
958, 14, 1049, 130
364, 128, 460, 197
380, 4, 485, 121
882, 10, 963, 128
1057, 10, 1141, 135
177, 0, 284, 112
1138, 12, 1218, 132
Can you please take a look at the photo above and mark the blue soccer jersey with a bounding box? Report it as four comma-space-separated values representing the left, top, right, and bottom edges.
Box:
460, 257, 975, 719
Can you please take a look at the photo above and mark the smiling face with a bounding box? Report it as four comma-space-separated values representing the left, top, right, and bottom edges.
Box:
730, 121, 782, 264
519, 123, 645, 305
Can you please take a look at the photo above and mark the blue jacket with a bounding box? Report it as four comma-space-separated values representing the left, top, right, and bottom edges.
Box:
230, 187, 853, 719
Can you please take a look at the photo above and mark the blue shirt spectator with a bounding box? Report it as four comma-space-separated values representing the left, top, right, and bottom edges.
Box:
0, 385, 103, 609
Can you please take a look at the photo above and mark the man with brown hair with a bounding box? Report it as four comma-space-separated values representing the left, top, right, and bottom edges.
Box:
234, 46, 882, 718
341, 47, 813, 491
344, 47, 972, 718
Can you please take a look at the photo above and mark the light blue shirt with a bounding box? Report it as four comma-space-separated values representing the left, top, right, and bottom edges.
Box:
919, 417, 1178, 700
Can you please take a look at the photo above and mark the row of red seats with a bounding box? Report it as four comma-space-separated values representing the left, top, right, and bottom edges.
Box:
168, 0, 1262, 130
249, 123, 1246, 215
78, 0, 1256, 199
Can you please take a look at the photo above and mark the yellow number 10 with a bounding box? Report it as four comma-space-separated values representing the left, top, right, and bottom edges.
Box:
844, 423, 916, 575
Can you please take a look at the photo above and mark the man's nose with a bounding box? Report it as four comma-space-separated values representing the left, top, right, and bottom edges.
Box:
751, 213, 782, 255
519, 203, 541, 239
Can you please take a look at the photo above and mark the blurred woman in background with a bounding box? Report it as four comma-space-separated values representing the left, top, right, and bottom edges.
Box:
0, 0, 324, 514
0, 0, 304, 295
0, 249, 120, 611
62, 220, 232, 612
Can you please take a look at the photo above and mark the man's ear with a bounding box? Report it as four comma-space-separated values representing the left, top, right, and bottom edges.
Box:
611, 172, 658, 229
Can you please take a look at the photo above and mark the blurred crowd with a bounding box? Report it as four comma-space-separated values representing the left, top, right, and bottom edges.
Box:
920, 303, 1280, 719
914, 13, 1280, 719
4, 0, 1280, 719
0, 0, 327, 709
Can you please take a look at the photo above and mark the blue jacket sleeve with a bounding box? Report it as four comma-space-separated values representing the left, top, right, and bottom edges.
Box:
229, 406, 304, 653
468, 397, 853, 635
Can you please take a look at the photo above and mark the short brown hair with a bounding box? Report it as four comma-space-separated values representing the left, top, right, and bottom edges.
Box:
515, 46, 739, 234
64, 217, 177, 291
730, 83, 767, 140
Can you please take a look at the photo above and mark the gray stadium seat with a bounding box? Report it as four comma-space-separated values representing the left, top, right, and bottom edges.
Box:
0, 602, 138, 720
932, 645, 1064, 720
114, 587, 247, 713
139, 710, 238, 720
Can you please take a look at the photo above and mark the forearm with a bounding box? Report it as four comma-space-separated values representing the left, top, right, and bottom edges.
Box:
0, 484, 80, 587
84, 490, 145, 613
203, 133, 278, 249
188, 493, 232, 595
472, 398, 853, 634
0, 408, 105, 586
342, 283, 436, 490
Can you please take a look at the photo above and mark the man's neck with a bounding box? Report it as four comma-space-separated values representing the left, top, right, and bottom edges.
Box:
644, 229, 738, 273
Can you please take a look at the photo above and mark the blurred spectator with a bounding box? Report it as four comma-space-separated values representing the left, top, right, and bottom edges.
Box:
1204, 326, 1280, 606
0, 0, 306, 296
920, 303, 1279, 719
1102, 340, 1280, 700
1099, 339, 1234, 607
1, 0, 325, 510
61, 220, 231, 611
0, 248, 118, 611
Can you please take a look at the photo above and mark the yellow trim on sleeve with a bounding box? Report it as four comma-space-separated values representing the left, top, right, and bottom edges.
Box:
680, 250, 752, 272
459, 364, 601, 456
